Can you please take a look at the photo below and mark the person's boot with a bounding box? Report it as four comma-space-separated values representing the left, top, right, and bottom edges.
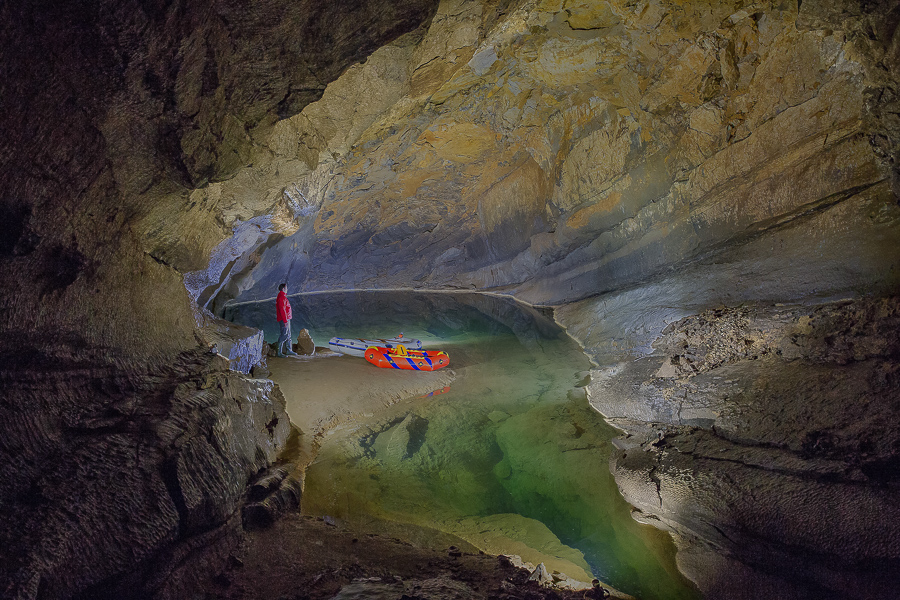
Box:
276, 341, 286, 358
285, 345, 299, 356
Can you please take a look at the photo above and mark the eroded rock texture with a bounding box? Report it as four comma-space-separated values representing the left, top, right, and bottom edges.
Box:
191, 0, 898, 597
198, 0, 899, 309
0, 349, 291, 599
2, 0, 899, 598
580, 297, 900, 599
1, 0, 438, 597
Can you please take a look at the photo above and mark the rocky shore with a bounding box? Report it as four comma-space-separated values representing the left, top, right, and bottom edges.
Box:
187, 513, 622, 600
558, 295, 900, 599
3, 0, 899, 598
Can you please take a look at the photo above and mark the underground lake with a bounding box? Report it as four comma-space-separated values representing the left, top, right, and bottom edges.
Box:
225, 291, 700, 600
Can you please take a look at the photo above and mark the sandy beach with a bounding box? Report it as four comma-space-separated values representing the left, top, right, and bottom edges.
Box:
267, 349, 456, 446
264, 347, 458, 480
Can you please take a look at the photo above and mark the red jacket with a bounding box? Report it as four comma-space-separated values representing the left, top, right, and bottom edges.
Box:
276, 290, 292, 322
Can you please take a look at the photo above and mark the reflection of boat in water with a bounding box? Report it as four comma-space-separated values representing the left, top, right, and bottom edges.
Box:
421, 386, 451, 398
365, 345, 450, 371
328, 335, 422, 357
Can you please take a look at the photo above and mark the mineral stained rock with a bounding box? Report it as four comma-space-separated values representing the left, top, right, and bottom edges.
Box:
2, 0, 900, 599
205, 0, 899, 310
567, 296, 900, 599
0, 0, 438, 597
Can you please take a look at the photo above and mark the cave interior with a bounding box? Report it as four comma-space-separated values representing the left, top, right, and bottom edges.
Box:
2, 0, 900, 599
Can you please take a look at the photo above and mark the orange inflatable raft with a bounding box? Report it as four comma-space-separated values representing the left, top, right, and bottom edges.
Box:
364, 345, 449, 371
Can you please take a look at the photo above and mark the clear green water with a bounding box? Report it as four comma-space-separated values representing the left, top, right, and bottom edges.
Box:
226, 291, 699, 600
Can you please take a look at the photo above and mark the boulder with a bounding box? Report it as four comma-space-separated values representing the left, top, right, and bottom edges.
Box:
200, 318, 266, 374
528, 563, 552, 586
295, 328, 316, 355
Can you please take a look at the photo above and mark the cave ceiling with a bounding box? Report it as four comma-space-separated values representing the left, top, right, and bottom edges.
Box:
2, 0, 897, 336
180, 0, 900, 315
2, 2, 900, 599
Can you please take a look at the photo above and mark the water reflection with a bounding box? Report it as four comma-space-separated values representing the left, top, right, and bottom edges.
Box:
226, 292, 699, 600
224, 290, 562, 350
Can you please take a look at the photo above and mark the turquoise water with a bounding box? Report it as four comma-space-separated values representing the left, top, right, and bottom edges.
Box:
226, 292, 699, 600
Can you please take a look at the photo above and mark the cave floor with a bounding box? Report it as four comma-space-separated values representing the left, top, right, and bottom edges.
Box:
218, 352, 609, 599
208, 512, 594, 600
267, 349, 455, 445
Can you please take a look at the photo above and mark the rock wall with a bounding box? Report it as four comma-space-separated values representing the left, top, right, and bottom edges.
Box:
0, 350, 292, 599
198, 0, 898, 310
192, 1, 900, 598
1, 0, 440, 357
567, 297, 900, 599
0, 1, 438, 597
2, 0, 899, 598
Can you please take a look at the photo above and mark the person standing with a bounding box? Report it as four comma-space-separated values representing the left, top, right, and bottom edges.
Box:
276, 283, 298, 357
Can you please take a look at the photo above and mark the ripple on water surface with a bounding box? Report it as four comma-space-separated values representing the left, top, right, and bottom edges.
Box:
226, 292, 700, 600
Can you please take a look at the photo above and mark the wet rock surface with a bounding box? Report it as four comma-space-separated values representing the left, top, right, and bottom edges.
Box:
0, 349, 292, 599
1, 0, 899, 598
200, 513, 622, 600
577, 296, 900, 599
1, 1, 438, 597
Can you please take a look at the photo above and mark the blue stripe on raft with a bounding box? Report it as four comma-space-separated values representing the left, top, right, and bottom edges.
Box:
333, 337, 422, 347
405, 357, 420, 370
332, 338, 416, 348
331, 341, 362, 350
385, 354, 401, 369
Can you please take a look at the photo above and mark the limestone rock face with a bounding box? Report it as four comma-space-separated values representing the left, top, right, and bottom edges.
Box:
2, 0, 900, 598
209, 0, 899, 310
565, 296, 900, 599
0, 350, 291, 599
1, 0, 440, 359
0, 1, 437, 598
